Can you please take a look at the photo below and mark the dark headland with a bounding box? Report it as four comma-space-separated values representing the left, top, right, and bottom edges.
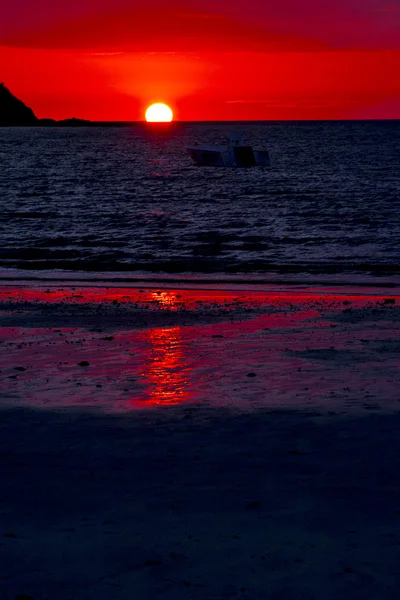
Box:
0, 83, 96, 126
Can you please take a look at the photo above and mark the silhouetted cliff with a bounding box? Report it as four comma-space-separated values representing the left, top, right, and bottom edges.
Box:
0, 84, 95, 126
0, 83, 39, 126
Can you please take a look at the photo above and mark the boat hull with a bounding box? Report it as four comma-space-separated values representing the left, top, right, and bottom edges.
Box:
186, 145, 271, 168
187, 147, 226, 167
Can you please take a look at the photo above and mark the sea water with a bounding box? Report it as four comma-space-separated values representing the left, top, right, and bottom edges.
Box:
1, 121, 399, 284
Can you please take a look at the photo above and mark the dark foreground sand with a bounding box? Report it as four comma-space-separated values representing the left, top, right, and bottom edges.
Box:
1, 284, 400, 599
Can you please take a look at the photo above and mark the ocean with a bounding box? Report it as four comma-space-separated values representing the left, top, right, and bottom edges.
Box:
1, 121, 399, 285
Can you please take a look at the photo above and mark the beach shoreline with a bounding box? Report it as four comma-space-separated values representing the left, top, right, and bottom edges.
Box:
1, 283, 399, 413
1, 283, 400, 598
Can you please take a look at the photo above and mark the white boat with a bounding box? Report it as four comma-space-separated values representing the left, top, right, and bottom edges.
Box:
186, 132, 271, 167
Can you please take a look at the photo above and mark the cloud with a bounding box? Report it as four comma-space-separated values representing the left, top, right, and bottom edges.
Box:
1, 2, 327, 52
2, 0, 399, 52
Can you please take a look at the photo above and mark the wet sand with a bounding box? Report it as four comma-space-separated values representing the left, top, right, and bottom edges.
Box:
1, 285, 400, 599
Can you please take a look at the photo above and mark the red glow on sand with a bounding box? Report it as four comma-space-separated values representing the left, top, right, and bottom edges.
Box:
1, 285, 399, 412
0, 286, 396, 310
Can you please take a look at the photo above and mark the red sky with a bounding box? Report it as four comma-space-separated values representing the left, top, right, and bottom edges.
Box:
1, 0, 400, 120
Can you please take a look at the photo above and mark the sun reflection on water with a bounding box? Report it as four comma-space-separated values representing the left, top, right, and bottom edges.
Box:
138, 326, 190, 406
149, 290, 181, 310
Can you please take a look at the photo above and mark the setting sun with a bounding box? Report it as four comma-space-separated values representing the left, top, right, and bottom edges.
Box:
145, 103, 173, 123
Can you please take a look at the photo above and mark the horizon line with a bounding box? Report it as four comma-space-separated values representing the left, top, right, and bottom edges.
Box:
26, 118, 400, 124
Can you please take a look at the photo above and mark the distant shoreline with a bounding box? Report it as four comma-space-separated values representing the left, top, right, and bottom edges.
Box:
1, 119, 400, 127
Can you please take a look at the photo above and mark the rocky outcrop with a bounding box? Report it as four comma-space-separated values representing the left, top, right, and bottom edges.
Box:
0, 83, 39, 126
0, 83, 97, 126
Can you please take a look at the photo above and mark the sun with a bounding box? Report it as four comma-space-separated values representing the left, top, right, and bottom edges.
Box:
145, 103, 173, 123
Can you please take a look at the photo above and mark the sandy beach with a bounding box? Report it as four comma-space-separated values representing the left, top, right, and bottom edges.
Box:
1, 284, 400, 599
